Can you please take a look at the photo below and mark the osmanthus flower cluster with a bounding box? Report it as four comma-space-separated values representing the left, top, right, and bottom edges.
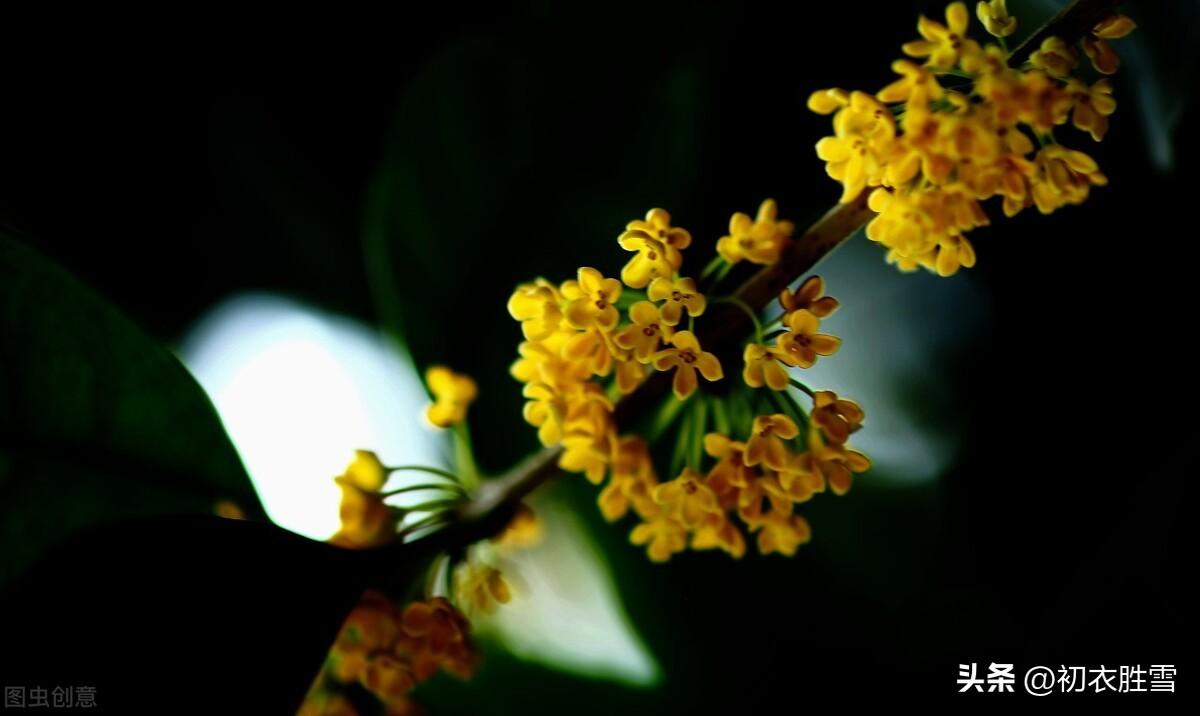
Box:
303, 374, 529, 715
809, 0, 1136, 276
508, 203, 870, 561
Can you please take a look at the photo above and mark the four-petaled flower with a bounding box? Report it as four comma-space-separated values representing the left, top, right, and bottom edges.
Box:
618, 208, 691, 288
775, 310, 841, 368
744, 414, 800, 470
902, 2, 971, 71
654, 468, 721, 526
648, 276, 706, 326
614, 300, 672, 362
563, 267, 622, 331
651, 330, 724, 400
779, 275, 839, 319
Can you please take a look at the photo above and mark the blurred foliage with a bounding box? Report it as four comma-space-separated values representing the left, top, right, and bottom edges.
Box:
0, 234, 264, 588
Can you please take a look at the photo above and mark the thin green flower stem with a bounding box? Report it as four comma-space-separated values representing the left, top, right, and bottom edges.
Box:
764, 313, 784, 329
386, 0, 1124, 568
648, 394, 688, 442
699, 255, 725, 281
788, 378, 816, 399
689, 397, 708, 472
670, 401, 693, 477
713, 297, 764, 344
404, 498, 466, 513
382, 483, 467, 497
401, 514, 451, 540
710, 394, 731, 435
769, 387, 809, 436
453, 422, 481, 490
386, 465, 464, 484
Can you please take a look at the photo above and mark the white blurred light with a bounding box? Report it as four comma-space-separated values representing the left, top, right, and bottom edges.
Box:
179, 293, 443, 539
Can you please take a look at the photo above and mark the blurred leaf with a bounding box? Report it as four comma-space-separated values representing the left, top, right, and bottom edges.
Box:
477, 489, 659, 687
0, 233, 264, 589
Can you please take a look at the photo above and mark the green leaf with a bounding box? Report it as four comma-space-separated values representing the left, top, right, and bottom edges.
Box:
0, 233, 264, 589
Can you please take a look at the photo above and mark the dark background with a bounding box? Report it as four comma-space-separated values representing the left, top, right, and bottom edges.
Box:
1, 0, 1194, 710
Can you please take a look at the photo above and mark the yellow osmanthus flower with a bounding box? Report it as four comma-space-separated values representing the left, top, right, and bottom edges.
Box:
902, 2, 971, 71
562, 267, 622, 331
975, 0, 1015, 38
630, 511, 688, 562
491, 503, 541, 549
795, 428, 871, 496
779, 276, 839, 319
810, 2, 1133, 275
599, 436, 659, 522
810, 390, 865, 445
653, 468, 721, 526
754, 511, 812, 557
716, 198, 795, 265
613, 300, 673, 363
1029, 145, 1107, 215
425, 366, 477, 428
703, 433, 756, 496
559, 416, 614, 485
742, 343, 791, 391
305, 592, 479, 715
648, 276, 706, 326
691, 512, 747, 558
1029, 36, 1078, 79
617, 208, 690, 288
650, 330, 723, 400
1084, 14, 1136, 75
812, 93, 896, 203
1067, 78, 1116, 142
454, 560, 512, 615
776, 310, 841, 368
744, 414, 800, 471
507, 278, 564, 341
331, 475, 396, 549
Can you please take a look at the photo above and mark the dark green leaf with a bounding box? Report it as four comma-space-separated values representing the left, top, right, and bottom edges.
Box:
0, 233, 264, 589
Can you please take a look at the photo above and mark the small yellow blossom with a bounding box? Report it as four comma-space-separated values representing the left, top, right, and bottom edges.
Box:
807, 87, 850, 115
558, 418, 614, 485
779, 275, 839, 318
654, 468, 721, 526
562, 267, 622, 331
691, 513, 747, 558
563, 324, 621, 377
331, 473, 397, 549
425, 366, 477, 428
340, 449, 389, 492
507, 279, 564, 341
796, 429, 871, 496
397, 597, 477, 680
650, 330, 723, 400
492, 502, 541, 549
615, 357, 649, 395
810, 390, 865, 444
599, 437, 659, 521
617, 208, 690, 288
1029, 36, 1077, 79
742, 343, 791, 391
703, 433, 756, 496
716, 198, 795, 264
614, 300, 673, 363
454, 561, 512, 615
775, 310, 841, 368
744, 414, 799, 471
975, 0, 1015, 38
1084, 14, 1136, 75
1029, 145, 1107, 215
1068, 78, 1116, 142
630, 512, 688, 562
360, 653, 416, 704
877, 59, 944, 105
648, 276, 706, 326
814, 93, 896, 202
755, 511, 812, 556
902, 2, 971, 71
